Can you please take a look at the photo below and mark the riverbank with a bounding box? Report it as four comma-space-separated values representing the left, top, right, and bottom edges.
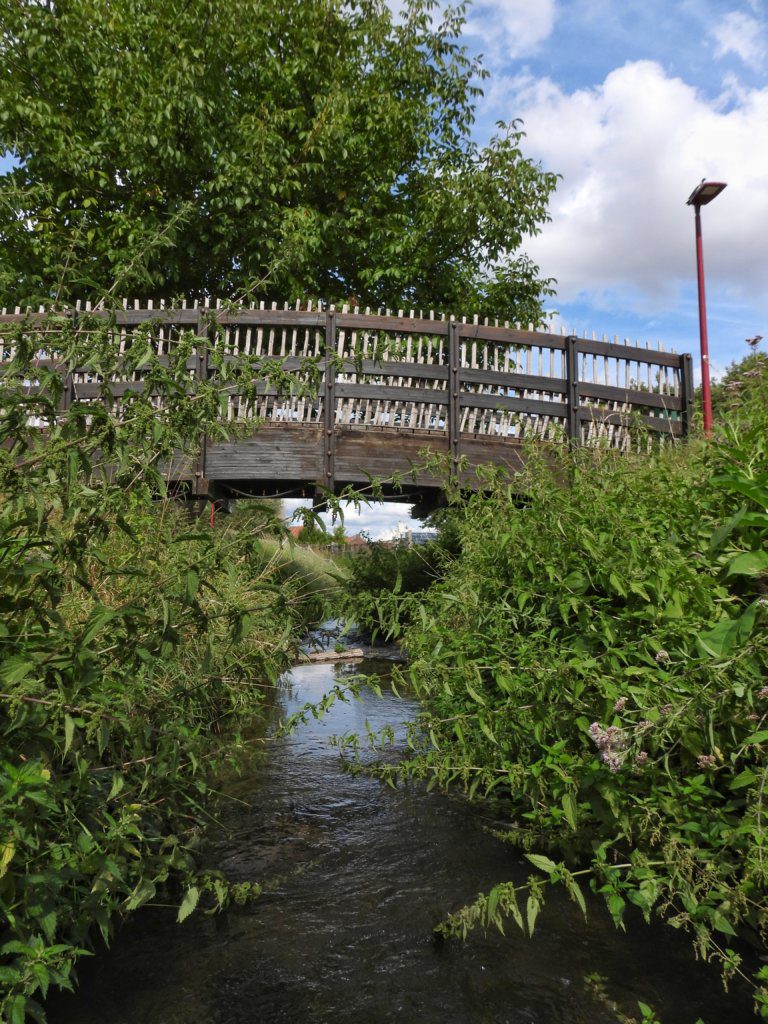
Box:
0, 493, 343, 1022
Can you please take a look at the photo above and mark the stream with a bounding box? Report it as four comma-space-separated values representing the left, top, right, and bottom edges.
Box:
48, 653, 753, 1023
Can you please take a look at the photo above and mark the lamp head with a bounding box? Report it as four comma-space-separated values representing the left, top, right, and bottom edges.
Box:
686, 180, 727, 206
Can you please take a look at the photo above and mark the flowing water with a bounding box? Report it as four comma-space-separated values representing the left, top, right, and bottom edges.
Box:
49, 654, 753, 1024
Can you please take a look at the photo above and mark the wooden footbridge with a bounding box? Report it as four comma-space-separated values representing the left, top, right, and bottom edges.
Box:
2, 299, 694, 507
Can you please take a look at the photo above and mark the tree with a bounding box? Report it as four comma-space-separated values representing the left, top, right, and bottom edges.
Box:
0, 0, 558, 320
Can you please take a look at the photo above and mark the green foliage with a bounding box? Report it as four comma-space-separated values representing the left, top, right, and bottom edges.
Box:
0, 313, 328, 1020
358, 355, 768, 1010
0, 0, 557, 320
340, 535, 450, 636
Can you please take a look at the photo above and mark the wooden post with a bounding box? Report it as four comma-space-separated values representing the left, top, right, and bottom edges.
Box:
681, 353, 694, 437
194, 308, 209, 497
448, 320, 461, 478
323, 307, 337, 493
565, 334, 580, 445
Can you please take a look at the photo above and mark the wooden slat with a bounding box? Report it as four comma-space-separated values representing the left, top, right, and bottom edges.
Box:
575, 337, 682, 368
578, 381, 683, 411
459, 323, 566, 351
461, 392, 567, 419
336, 312, 450, 336
578, 408, 683, 435
334, 383, 449, 406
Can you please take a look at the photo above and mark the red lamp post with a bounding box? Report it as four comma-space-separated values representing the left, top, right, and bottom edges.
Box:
686, 179, 727, 435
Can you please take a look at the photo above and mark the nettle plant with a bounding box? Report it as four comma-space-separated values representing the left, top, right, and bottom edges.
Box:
0, 309, 328, 1022
347, 356, 768, 1013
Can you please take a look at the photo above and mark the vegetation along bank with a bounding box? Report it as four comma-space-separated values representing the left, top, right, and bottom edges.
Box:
0, 315, 343, 1023
341, 350, 768, 1017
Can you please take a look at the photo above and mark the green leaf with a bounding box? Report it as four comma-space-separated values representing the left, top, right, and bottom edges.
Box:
526, 895, 540, 937
177, 885, 200, 923
708, 506, 746, 553
697, 617, 740, 660
725, 550, 768, 577
568, 878, 587, 917
465, 682, 486, 706
526, 854, 558, 875
125, 877, 156, 911
486, 886, 500, 926
561, 792, 578, 830
185, 570, 200, 603
63, 714, 75, 757
0, 840, 15, 878
729, 769, 758, 789
712, 912, 737, 936
108, 773, 125, 800
0, 657, 35, 686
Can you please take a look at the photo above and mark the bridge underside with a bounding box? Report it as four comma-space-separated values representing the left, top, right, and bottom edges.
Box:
189, 424, 528, 505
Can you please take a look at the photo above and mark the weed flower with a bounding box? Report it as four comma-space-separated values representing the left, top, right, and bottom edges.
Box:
638, 719, 653, 730
614, 696, 628, 712
660, 704, 673, 715
635, 751, 649, 766
589, 722, 628, 769
760, 687, 768, 699
656, 650, 670, 664
697, 754, 716, 769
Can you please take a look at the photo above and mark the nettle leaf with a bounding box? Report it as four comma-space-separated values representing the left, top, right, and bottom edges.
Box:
708, 506, 746, 554
177, 886, 200, 923
725, 550, 768, 577
0, 657, 35, 686
63, 714, 76, 757
561, 792, 578, 830
526, 854, 558, 875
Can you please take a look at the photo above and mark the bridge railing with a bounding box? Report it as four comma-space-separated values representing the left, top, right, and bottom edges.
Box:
1, 300, 694, 467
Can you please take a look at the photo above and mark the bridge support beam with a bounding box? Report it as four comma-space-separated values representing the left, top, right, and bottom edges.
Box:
320, 308, 337, 496
565, 335, 580, 446
448, 320, 461, 478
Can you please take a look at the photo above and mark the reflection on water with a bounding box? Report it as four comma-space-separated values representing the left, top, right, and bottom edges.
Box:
48, 658, 752, 1024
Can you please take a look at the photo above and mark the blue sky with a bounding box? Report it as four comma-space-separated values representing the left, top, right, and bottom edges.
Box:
4, 1, 766, 537
464, 0, 767, 378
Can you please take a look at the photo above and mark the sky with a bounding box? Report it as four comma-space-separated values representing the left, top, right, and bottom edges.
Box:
3, 0, 765, 537
464, 0, 768, 375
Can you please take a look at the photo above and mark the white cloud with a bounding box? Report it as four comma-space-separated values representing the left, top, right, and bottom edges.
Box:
465, 0, 556, 60
492, 61, 768, 317
711, 10, 766, 68
283, 499, 417, 540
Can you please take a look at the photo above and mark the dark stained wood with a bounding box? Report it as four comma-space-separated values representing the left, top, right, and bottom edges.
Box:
578, 381, 683, 411
681, 353, 695, 436
2, 302, 694, 503
212, 309, 325, 328
336, 312, 450, 335
459, 392, 567, 419
463, 367, 567, 393
575, 337, 682, 368
449, 321, 461, 476
578, 409, 683, 435
323, 309, 337, 490
565, 335, 580, 443
459, 322, 566, 351
334, 383, 449, 405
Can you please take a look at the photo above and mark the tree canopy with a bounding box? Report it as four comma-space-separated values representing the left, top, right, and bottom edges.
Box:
0, 0, 558, 319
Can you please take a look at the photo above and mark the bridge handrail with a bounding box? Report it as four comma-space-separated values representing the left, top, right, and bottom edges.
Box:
0, 299, 694, 454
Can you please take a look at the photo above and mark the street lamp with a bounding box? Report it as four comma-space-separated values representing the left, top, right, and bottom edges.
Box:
686, 179, 727, 435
